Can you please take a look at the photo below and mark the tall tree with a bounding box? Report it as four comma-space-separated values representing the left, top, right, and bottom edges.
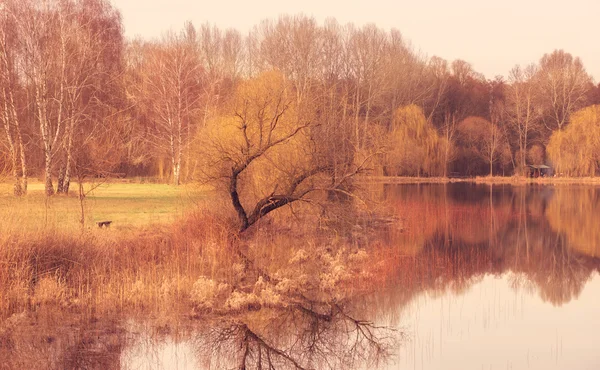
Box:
56, 0, 125, 194
505, 65, 540, 173
0, 0, 27, 195
137, 31, 203, 185
347, 24, 386, 149
536, 50, 592, 132
11, 0, 124, 195
17, 0, 66, 195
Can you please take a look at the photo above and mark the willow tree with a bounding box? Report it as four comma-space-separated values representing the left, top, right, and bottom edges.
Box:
199, 70, 361, 232
547, 105, 600, 176
384, 104, 446, 177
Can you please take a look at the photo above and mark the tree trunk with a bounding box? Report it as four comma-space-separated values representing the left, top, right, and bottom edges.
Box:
173, 161, 180, 186
2, 93, 22, 196
363, 81, 373, 150
230, 170, 248, 231
36, 82, 55, 196
170, 135, 180, 186
63, 156, 72, 195
8, 146, 21, 196
3, 85, 27, 195
57, 164, 66, 193
354, 84, 360, 149
57, 119, 74, 194
44, 149, 54, 196
16, 118, 27, 194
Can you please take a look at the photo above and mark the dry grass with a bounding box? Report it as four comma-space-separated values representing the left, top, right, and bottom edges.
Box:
0, 209, 237, 320
0, 182, 412, 368
0, 180, 227, 321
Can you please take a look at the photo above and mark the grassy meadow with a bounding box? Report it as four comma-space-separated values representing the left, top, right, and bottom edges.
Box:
0, 181, 209, 234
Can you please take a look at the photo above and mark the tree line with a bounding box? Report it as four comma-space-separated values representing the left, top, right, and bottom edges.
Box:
2, 0, 600, 197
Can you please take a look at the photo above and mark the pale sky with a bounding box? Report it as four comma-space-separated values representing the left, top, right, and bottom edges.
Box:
113, 0, 600, 82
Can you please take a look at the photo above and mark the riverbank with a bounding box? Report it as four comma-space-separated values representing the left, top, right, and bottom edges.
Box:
363, 175, 600, 185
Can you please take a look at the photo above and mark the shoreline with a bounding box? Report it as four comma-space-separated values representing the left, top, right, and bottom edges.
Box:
362, 175, 600, 185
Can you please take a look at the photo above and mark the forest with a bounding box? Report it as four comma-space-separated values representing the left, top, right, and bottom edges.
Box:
2, 0, 600, 197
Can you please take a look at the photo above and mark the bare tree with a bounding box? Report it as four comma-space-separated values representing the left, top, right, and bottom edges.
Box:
56, 0, 124, 194
7, 0, 123, 195
137, 31, 203, 185
482, 122, 504, 176
536, 50, 592, 132
506, 65, 540, 173
17, 0, 66, 195
347, 24, 386, 150
0, 1, 27, 195
441, 112, 457, 177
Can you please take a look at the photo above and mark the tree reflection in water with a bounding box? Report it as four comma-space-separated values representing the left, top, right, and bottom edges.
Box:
195, 302, 397, 370
1, 288, 398, 369
374, 183, 600, 309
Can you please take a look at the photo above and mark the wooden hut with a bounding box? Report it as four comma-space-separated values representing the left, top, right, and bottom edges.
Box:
528, 165, 551, 178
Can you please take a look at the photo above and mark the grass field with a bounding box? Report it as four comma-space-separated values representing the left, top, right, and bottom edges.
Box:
0, 181, 210, 234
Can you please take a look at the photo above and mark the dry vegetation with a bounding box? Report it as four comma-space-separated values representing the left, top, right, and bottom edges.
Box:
0, 182, 215, 319
0, 180, 399, 369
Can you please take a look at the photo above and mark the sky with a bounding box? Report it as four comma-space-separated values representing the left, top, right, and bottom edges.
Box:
112, 0, 600, 82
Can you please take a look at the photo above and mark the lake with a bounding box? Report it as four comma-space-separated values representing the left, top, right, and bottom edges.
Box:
3, 183, 600, 369
378, 183, 600, 370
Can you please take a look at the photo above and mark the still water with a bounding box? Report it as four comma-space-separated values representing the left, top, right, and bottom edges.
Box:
5, 183, 600, 369
379, 183, 600, 370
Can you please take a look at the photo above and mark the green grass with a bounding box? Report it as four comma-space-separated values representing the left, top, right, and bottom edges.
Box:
0, 180, 211, 234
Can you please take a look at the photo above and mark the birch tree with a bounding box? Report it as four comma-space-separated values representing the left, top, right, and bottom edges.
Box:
140, 32, 202, 185
56, 0, 124, 194
347, 24, 386, 149
17, 0, 68, 195
505, 65, 540, 173
0, 1, 27, 195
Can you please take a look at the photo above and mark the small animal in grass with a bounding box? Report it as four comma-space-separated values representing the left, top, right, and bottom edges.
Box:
97, 220, 112, 228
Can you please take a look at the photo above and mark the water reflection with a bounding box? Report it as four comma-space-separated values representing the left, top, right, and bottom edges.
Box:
192, 304, 396, 370
396, 273, 600, 370
375, 183, 600, 369
376, 184, 600, 306
0, 312, 126, 369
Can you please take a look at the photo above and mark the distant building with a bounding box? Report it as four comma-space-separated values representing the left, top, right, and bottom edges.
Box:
527, 165, 551, 178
